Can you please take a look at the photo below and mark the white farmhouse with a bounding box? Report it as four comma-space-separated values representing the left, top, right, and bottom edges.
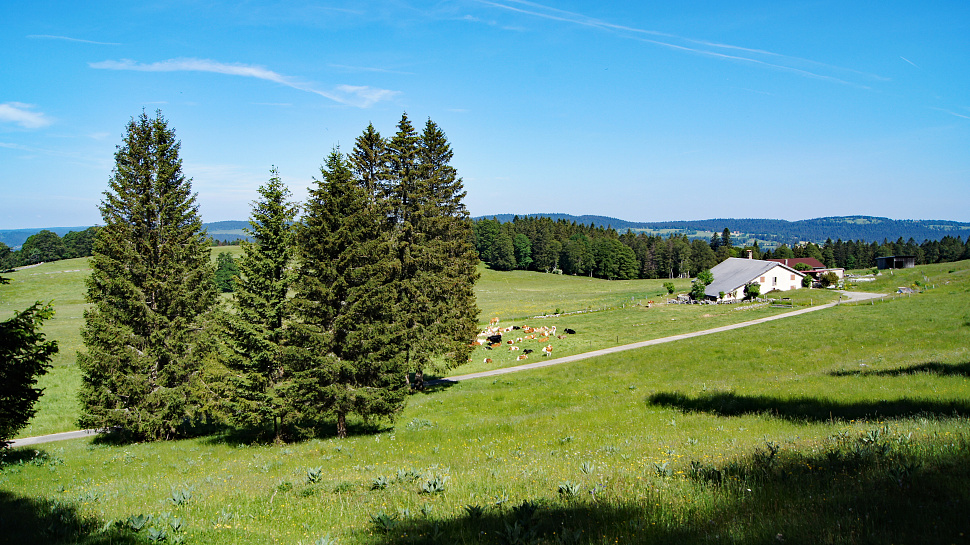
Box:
705, 257, 806, 301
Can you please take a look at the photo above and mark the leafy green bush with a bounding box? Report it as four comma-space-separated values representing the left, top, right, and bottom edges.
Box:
745, 282, 761, 299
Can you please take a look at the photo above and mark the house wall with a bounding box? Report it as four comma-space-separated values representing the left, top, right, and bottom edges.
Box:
756, 264, 803, 292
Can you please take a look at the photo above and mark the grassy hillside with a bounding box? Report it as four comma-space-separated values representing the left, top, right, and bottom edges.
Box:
2, 258, 968, 543
3, 252, 841, 438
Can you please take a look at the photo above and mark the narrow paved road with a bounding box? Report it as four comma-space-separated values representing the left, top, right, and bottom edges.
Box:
8, 429, 102, 448
10, 291, 884, 447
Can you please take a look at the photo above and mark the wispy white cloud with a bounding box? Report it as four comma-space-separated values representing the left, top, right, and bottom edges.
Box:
89, 58, 399, 108
930, 107, 970, 120
475, 0, 883, 87
0, 102, 52, 129
900, 56, 919, 68
27, 34, 120, 45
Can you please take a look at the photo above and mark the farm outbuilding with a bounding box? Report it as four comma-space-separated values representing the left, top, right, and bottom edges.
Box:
705, 257, 806, 301
877, 256, 916, 270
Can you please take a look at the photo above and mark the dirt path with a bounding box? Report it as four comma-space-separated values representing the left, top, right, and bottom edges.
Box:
10, 291, 885, 447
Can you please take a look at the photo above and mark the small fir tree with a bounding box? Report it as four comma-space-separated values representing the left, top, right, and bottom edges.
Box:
214, 251, 241, 293
220, 168, 298, 441
78, 111, 216, 441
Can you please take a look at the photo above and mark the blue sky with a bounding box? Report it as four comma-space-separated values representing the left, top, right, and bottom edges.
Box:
2, 1, 969, 229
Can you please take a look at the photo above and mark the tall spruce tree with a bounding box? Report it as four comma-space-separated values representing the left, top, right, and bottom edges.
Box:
388, 115, 479, 387
289, 149, 407, 438
220, 168, 298, 441
78, 111, 216, 441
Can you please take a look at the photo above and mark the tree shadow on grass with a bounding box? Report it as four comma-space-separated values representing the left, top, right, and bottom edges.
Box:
0, 490, 142, 545
831, 360, 970, 378
0, 445, 52, 466
647, 391, 970, 422
358, 434, 970, 544
414, 377, 459, 393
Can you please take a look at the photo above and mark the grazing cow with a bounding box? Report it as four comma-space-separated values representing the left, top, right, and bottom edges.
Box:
517, 354, 528, 361
509, 346, 520, 351
489, 317, 500, 326
523, 349, 534, 355
487, 334, 502, 344
484, 358, 493, 364
565, 328, 576, 334
541, 345, 553, 356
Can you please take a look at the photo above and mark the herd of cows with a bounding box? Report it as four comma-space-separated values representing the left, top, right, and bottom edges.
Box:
472, 317, 577, 364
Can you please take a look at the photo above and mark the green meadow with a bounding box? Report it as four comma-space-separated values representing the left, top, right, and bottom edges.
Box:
2, 257, 969, 544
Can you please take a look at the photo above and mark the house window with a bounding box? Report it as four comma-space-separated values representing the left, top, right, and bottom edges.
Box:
791, 275, 797, 281
760, 276, 765, 283
773, 277, 777, 286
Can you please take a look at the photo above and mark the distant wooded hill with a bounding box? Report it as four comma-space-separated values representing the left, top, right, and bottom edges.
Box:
3, 216, 969, 249
0, 221, 253, 249
472, 214, 970, 245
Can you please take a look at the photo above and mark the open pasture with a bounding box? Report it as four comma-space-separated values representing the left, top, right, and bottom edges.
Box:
8, 251, 808, 437
3, 260, 969, 544
474, 265, 691, 321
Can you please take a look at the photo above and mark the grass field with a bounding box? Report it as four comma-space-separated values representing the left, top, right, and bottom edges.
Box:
2, 258, 969, 543
4, 251, 833, 438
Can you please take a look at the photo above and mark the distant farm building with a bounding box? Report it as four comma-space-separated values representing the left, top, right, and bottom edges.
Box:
767, 257, 845, 280
877, 256, 916, 270
706, 257, 806, 301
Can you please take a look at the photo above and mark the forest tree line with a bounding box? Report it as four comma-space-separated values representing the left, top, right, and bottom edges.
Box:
0, 227, 100, 270
473, 216, 970, 279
